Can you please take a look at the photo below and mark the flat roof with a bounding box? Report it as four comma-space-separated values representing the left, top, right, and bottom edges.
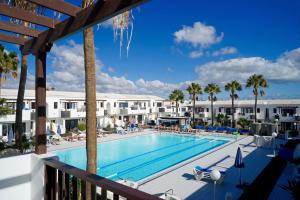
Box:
1, 89, 164, 101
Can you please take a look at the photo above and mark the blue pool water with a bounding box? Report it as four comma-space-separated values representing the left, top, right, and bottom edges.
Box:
55, 134, 229, 181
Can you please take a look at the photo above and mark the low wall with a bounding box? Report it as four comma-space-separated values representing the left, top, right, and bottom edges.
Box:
0, 153, 45, 200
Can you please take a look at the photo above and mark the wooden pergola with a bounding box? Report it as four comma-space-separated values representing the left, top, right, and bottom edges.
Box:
0, 0, 147, 154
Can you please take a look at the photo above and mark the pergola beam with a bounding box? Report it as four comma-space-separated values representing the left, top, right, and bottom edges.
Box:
0, 33, 28, 45
0, 21, 41, 37
0, 3, 60, 28
26, 0, 81, 17
21, 0, 148, 55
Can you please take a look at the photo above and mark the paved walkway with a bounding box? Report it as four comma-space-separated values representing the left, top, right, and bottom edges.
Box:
139, 136, 274, 200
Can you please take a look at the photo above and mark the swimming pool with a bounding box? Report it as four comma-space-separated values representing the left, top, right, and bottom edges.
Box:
55, 134, 229, 181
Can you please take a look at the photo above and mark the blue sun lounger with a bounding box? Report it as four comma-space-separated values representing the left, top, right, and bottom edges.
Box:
193, 166, 226, 183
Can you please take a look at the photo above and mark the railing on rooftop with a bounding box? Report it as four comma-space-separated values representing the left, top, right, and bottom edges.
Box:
44, 157, 160, 200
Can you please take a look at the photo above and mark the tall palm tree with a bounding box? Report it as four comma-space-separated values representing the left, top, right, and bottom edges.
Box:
204, 83, 221, 126
8, 0, 38, 148
0, 44, 18, 97
246, 74, 268, 122
169, 89, 184, 116
82, 0, 97, 199
187, 83, 202, 127
225, 80, 242, 128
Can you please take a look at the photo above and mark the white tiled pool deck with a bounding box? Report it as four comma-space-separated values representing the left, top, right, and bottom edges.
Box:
138, 134, 274, 200
48, 130, 275, 200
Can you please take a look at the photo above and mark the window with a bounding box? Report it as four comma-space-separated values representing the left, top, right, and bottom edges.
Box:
119, 102, 128, 108
119, 116, 122, 120
257, 108, 260, 113
31, 102, 35, 109
157, 102, 162, 107
54, 102, 58, 109
225, 108, 231, 115
181, 108, 186, 112
206, 108, 209, 112
219, 108, 222, 112
159, 108, 165, 112
100, 102, 104, 108
114, 102, 116, 107
273, 108, 277, 114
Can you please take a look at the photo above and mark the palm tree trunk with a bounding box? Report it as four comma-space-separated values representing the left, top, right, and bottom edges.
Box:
192, 94, 195, 127
176, 100, 178, 116
83, 26, 97, 200
231, 93, 234, 128
254, 94, 258, 123
211, 95, 214, 126
0, 72, 2, 98
83, 1, 97, 199
15, 54, 28, 147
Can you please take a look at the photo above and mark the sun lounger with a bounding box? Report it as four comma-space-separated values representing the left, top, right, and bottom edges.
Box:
216, 127, 227, 133
193, 166, 226, 183
116, 127, 127, 135
207, 126, 217, 132
159, 189, 182, 200
239, 129, 249, 135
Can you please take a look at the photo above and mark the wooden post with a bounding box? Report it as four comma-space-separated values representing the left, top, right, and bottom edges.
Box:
35, 50, 47, 154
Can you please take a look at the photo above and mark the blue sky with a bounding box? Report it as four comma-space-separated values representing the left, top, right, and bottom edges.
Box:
2, 0, 300, 99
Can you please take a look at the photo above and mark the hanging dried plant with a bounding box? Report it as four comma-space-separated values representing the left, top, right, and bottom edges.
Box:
112, 10, 134, 57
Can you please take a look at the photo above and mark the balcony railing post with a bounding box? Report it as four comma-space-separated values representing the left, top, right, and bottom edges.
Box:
72, 176, 77, 200
80, 180, 86, 200
64, 173, 70, 200
45, 165, 57, 200
58, 170, 63, 200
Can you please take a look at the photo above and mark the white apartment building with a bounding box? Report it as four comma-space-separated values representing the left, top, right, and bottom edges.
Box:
2, 88, 299, 136
192, 99, 300, 131
0, 89, 172, 137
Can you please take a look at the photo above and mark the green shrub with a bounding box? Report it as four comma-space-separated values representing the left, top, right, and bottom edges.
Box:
78, 123, 86, 131
0, 142, 5, 151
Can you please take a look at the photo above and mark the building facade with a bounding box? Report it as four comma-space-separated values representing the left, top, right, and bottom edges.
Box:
1, 89, 300, 137
192, 99, 300, 131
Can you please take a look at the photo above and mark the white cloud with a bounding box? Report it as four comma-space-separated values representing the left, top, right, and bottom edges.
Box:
2, 40, 187, 98
195, 48, 300, 84
212, 46, 237, 57
189, 51, 203, 59
174, 22, 224, 48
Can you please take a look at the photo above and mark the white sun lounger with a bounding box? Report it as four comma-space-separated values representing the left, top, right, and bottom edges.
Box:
116, 127, 127, 135
193, 166, 226, 184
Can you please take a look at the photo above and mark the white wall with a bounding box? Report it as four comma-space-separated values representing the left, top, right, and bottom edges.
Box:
0, 154, 45, 200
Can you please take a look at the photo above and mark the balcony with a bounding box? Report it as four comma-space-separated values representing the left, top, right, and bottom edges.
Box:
119, 109, 128, 115
61, 111, 71, 118
44, 157, 160, 200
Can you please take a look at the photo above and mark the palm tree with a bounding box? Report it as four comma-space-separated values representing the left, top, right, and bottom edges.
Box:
246, 74, 268, 122
204, 83, 221, 126
82, 0, 97, 199
216, 113, 230, 126
238, 118, 251, 129
8, 0, 39, 149
169, 89, 184, 116
0, 44, 18, 97
225, 80, 242, 128
187, 83, 202, 127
